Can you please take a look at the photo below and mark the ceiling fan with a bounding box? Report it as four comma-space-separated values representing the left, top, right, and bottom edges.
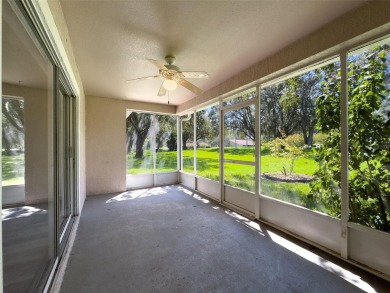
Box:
126, 55, 209, 96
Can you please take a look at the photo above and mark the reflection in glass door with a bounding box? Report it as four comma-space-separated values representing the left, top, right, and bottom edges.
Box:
2, 1, 78, 291
2, 1, 56, 291
2, 97, 25, 205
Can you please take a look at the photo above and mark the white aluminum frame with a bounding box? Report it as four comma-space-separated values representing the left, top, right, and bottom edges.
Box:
126, 112, 179, 190
220, 92, 257, 211
178, 34, 390, 280
340, 50, 349, 259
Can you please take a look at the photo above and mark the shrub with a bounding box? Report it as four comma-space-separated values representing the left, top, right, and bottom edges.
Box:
284, 134, 305, 147
197, 142, 210, 148
313, 133, 328, 145
261, 142, 272, 155
270, 138, 303, 176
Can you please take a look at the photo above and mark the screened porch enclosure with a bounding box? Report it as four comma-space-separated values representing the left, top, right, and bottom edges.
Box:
125, 36, 390, 280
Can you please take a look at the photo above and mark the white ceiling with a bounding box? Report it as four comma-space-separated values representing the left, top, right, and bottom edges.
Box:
60, 0, 367, 106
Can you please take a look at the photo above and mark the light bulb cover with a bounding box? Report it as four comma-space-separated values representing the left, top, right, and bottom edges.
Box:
163, 79, 178, 91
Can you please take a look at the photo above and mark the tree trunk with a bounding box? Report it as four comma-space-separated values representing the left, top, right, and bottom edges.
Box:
182, 132, 190, 150
182, 138, 188, 150
2, 129, 12, 155
135, 134, 146, 158
307, 128, 314, 146
156, 139, 162, 152
126, 134, 133, 154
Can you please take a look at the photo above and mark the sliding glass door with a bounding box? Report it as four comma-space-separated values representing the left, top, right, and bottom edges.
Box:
2, 1, 78, 292
2, 2, 56, 291
57, 91, 76, 239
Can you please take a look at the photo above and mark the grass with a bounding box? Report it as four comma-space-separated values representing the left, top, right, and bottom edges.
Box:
224, 162, 255, 191
3, 148, 318, 209
2, 154, 25, 186
2, 147, 318, 206
126, 147, 321, 210
2, 148, 321, 210
260, 179, 312, 206
126, 150, 177, 174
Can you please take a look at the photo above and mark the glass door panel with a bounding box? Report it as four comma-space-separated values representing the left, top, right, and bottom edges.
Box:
2, 2, 55, 291
222, 104, 256, 193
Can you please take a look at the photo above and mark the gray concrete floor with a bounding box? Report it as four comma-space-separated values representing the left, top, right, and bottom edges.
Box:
60, 185, 389, 293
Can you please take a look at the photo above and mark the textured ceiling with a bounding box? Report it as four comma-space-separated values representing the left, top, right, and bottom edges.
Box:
60, 0, 367, 106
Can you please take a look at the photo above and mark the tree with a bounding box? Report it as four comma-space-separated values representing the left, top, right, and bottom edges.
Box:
309, 65, 342, 215
155, 115, 169, 151
126, 112, 152, 158
260, 70, 325, 145
126, 118, 135, 154
225, 94, 255, 141
156, 115, 177, 151
295, 71, 322, 145
279, 79, 300, 138
182, 115, 193, 150
166, 132, 177, 151
182, 112, 210, 149
310, 47, 390, 232
260, 84, 284, 141
207, 105, 220, 146
195, 110, 211, 146
347, 49, 390, 231
260, 82, 301, 141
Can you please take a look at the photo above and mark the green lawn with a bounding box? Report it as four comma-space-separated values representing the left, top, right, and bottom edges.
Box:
3, 147, 319, 210
126, 150, 178, 174
2, 147, 317, 206
0, 148, 329, 214
1, 148, 321, 211
2, 154, 25, 186
126, 147, 320, 210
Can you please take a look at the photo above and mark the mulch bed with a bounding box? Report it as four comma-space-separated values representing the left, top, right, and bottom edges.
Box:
261, 172, 314, 183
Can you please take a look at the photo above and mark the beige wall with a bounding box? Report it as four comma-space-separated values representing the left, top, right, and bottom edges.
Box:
3, 83, 49, 204
86, 95, 175, 195
86, 96, 125, 195
177, 0, 390, 114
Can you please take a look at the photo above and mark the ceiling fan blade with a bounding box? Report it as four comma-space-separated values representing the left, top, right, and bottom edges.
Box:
147, 59, 168, 71
177, 78, 203, 95
180, 71, 209, 79
157, 82, 167, 96
126, 75, 161, 83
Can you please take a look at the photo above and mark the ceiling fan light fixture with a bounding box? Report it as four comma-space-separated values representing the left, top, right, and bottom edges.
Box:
126, 57, 208, 96
163, 79, 178, 91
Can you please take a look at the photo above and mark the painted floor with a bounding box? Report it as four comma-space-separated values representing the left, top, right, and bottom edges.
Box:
3, 203, 50, 293
59, 185, 389, 293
